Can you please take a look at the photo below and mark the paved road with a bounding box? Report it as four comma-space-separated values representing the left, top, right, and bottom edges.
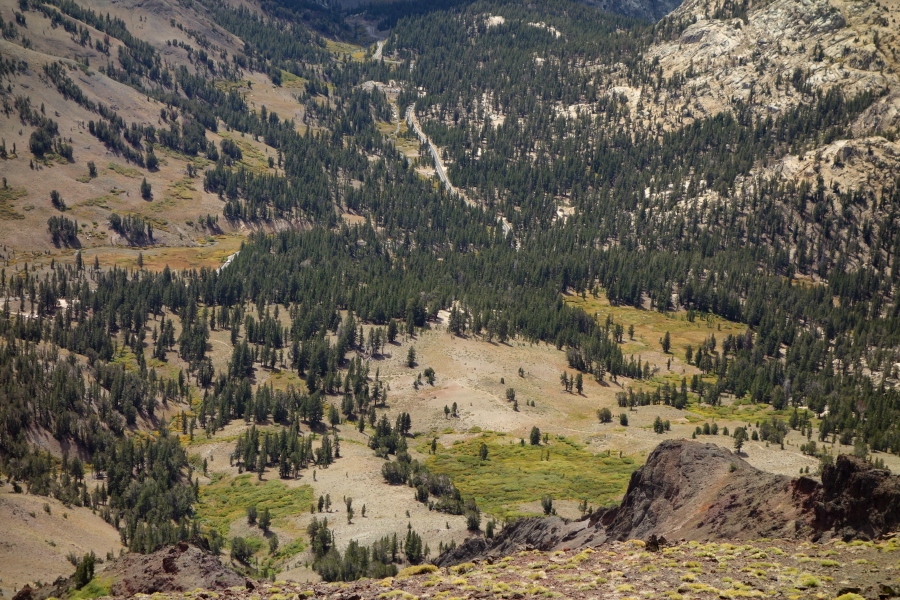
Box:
366, 24, 387, 42
405, 105, 514, 240
217, 252, 238, 274
405, 105, 467, 203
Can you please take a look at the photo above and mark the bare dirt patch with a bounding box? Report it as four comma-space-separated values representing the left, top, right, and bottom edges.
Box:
0, 486, 124, 597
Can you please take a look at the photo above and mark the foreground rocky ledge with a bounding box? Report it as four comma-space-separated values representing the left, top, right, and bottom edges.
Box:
20, 536, 900, 600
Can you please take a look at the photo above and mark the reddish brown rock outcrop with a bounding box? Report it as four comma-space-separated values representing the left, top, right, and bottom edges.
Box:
103, 541, 246, 596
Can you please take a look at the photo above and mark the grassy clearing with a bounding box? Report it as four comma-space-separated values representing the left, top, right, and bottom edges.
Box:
215, 79, 252, 92
563, 292, 746, 364
218, 132, 271, 172
76, 195, 114, 209
423, 433, 640, 519
186, 433, 242, 447
279, 70, 308, 89
153, 144, 211, 170
325, 39, 366, 60
685, 398, 790, 424
265, 369, 305, 391
563, 291, 772, 423
274, 537, 308, 560
196, 474, 314, 537
99, 235, 243, 271
149, 177, 198, 213
167, 178, 197, 201
0, 186, 27, 220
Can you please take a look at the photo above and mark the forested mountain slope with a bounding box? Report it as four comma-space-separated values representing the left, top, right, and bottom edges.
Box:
0, 0, 899, 592
381, 0, 900, 437
358, 0, 683, 24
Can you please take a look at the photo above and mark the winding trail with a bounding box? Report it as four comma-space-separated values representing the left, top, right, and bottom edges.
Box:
406, 105, 513, 240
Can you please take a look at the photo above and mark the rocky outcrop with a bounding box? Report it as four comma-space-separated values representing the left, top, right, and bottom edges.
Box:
637, 0, 900, 133
436, 440, 900, 566
609, 442, 900, 544
434, 517, 563, 567
103, 541, 246, 596
604, 440, 809, 541
433, 515, 610, 567
810, 455, 900, 541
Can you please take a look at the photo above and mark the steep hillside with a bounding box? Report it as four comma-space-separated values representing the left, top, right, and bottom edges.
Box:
0, 486, 124, 596
644, 0, 900, 128
381, 0, 900, 443
0, 0, 288, 250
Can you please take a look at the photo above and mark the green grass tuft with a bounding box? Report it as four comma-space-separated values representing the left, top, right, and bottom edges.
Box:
107, 162, 141, 178
0, 186, 27, 220
397, 565, 439, 578
274, 537, 307, 560
69, 577, 113, 600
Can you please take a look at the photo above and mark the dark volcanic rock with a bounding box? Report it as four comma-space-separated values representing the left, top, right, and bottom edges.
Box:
434, 511, 620, 567
434, 517, 571, 567
811, 455, 900, 541
12, 585, 33, 600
